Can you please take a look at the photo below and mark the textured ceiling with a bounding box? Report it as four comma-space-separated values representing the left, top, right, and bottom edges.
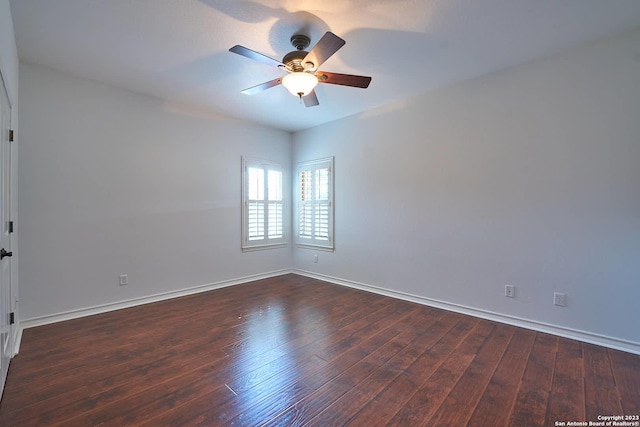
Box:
9, 0, 640, 132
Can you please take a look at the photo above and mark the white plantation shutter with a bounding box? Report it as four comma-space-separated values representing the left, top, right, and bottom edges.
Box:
247, 202, 264, 240
242, 158, 286, 250
299, 170, 313, 239
314, 203, 330, 240
299, 203, 313, 238
296, 157, 334, 250
268, 203, 283, 238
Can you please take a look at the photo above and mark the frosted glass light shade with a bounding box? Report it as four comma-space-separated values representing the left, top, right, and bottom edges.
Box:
282, 72, 318, 97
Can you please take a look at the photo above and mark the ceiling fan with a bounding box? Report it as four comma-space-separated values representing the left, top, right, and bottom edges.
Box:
229, 32, 371, 107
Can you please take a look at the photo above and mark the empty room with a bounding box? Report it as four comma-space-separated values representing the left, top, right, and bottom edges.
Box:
1, 0, 639, 426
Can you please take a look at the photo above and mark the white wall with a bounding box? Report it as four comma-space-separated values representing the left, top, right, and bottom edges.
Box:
0, 0, 18, 103
18, 62, 292, 320
1, 0, 19, 346
293, 30, 640, 349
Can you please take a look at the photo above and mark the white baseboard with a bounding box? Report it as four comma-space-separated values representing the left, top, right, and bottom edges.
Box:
14, 269, 293, 354
293, 269, 640, 355
12, 327, 22, 357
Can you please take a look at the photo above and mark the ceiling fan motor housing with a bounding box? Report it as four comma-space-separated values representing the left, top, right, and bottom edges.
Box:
282, 50, 308, 71
283, 34, 313, 72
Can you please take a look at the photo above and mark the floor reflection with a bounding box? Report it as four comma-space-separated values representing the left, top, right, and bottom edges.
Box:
225, 298, 330, 409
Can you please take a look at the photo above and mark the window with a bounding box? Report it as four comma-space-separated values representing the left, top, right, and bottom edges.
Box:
242, 158, 286, 250
295, 157, 334, 250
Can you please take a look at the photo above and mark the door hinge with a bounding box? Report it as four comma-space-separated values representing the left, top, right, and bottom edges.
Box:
9, 312, 15, 325
9, 129, 14, 142
8, 221, 13, 233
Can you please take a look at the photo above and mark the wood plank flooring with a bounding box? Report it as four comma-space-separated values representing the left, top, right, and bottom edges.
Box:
0, 274, 638, 426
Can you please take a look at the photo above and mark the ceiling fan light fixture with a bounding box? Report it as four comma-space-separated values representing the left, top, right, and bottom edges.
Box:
282, 72, 318, 97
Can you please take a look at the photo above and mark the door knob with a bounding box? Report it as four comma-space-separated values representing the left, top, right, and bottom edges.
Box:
1, 248, 12, 259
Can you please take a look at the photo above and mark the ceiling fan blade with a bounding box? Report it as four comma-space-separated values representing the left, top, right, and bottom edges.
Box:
302, 32, 345, 70
303, 90, 319, 107
316, 71, 372, 88
229, 45, 284, 68
241, 78, 282, 95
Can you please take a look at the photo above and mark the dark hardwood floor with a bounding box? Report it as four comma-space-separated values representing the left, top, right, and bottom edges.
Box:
0, 274, 638, 426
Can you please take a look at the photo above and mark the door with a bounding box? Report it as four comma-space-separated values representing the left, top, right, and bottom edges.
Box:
0, 72, 13, 398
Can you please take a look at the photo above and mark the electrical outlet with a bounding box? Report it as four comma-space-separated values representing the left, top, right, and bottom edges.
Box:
313, 255, 318, 263
505, 285, 516, 298
554, 292, 566, 307
119, 274, 128, 286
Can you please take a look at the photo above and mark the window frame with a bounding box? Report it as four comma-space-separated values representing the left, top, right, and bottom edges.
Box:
295, 157, 334, 251
241, 157, 287, 251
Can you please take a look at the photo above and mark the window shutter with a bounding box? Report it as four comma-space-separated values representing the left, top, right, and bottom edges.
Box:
247, 202, 264, 241
299, 203, 313, 239
268, 202, 283, 238
314, 203, 330, 241
295, 157, 334, 250
242, 158, 286, 250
